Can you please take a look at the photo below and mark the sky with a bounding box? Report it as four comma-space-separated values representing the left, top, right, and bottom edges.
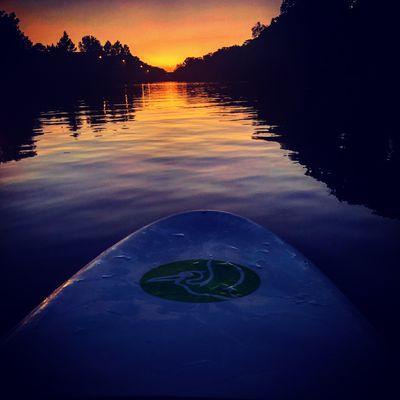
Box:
0, 0, 281, 71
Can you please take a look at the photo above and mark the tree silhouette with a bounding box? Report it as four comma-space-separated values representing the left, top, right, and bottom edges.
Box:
251, 22, 266, 39
280, 0, 297, 14
111, 40, 123, 57
0, 10, 31, 55
46, 44, 56, 52
3, 0, 398, 119
103, 40, 112, 56
56, 31, 76, 53
33, 43, 47, 52
123, 44, 131, 57
1, 8, 167, 94
78, 35, 102, 57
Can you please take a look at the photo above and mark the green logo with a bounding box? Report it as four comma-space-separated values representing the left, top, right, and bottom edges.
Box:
140, 259, 260, 303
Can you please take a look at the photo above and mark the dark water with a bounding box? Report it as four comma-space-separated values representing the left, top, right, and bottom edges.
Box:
0, 82, 399, 344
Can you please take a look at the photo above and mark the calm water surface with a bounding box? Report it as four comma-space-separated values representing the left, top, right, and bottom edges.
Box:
0, 82, 399, 339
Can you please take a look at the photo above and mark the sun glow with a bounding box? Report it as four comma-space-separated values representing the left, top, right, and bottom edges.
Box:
1, 0, 280, 70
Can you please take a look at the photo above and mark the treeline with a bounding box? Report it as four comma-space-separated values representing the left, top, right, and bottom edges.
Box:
0, 10, 166, 94
173, 0, 399, 120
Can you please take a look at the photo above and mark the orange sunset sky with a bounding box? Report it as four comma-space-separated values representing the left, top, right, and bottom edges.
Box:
0, 0, 281, 71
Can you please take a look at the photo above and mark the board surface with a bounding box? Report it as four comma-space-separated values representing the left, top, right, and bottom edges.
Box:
2, 211, 379, 398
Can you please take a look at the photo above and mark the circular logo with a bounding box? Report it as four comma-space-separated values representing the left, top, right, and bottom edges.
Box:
140, 259, 260, 303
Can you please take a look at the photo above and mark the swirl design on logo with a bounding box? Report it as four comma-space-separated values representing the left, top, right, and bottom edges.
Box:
140, 259, 260, 302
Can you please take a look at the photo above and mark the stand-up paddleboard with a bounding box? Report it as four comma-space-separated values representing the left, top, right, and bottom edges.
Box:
2, 211, 380, 399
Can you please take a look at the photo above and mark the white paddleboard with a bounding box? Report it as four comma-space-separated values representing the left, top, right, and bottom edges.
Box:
2, 211, 380, 399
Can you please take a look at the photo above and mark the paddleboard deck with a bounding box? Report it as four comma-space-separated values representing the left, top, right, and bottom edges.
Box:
2, 211, 380, 398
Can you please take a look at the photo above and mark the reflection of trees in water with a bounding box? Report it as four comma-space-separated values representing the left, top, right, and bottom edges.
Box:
66, 105, 83, 137
254, 104, 400, 219
256, 124, 400, 220
0, 107, 42, 163
1, 83, 398, 220
0, 87, 142, 161
80, 88, 142, 132
202, 83, 400, 220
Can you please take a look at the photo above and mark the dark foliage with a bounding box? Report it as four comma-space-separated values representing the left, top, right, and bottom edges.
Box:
57, 31, 76, 53
173, 0, 399, 123
0, 10, 167, 97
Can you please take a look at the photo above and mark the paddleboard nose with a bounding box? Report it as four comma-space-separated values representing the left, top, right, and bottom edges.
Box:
1, 210, 383, 399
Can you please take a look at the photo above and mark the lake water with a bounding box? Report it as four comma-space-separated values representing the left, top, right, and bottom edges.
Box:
0, 82, 399, 341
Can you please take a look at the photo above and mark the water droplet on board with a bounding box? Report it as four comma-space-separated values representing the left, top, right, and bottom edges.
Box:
287, 250, 297, 258
114, 255, 131, 261
257, 249, 270, 254
172, 233, 185, 237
